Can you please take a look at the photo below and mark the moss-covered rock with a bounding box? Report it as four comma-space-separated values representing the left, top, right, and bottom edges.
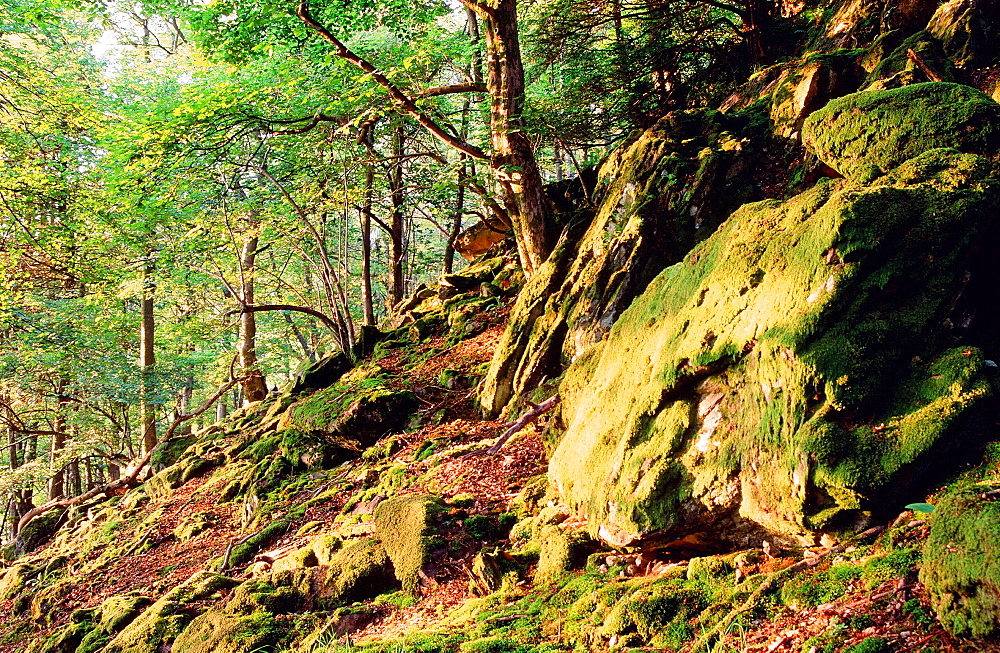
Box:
287, 351, 353, 394
920, 486, 1000, 639
145, 464, 186, 501
284, 377, 417, 450
271, 537, 397, 607
769, 51, 862, 138
551, 149, 998, 547
598, 581, 706, 648
373, 495, 445, 594
862, 32, 953, 90
149, 435, 197, 472
14, 508, 65, 558
479, 109, 767, 417
102, 571, 238, 653
33, 594, 153, 653
171, 581, 298, 653
802, 82, 1000, 178
926, 0, 997, 69
36, 621, 91, 653
227, 520, 289, 569
0, 562, 40, 601
535, 525, 592, 584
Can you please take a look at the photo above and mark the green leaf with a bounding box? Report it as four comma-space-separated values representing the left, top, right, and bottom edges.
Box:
905, 503, 936, 514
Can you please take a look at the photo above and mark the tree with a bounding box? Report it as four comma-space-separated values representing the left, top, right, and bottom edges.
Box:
293, 0, 554, 275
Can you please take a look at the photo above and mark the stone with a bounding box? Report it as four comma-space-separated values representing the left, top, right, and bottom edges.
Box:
921, 486, 1000, 639
802, 82, 1000, 178
550, 148, 998, 547
454, 221, 508, 262
373, 495, 444, 594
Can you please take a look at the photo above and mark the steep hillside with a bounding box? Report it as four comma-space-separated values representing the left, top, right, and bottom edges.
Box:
6, 0, 1000, 651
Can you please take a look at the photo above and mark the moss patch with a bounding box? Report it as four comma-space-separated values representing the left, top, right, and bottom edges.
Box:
802, 82, 1000, 178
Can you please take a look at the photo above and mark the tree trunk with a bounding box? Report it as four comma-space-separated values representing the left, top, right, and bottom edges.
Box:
479, 0, 554, 275
361, 164, 376, 326
444, 172, 466, 275
387, 125, 407, 309
140, 262, 157, 455
239, 233, 269, 403
48, 399, 67, 501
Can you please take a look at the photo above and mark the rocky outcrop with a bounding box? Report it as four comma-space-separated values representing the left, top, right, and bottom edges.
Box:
479, 109, 767, 417
549, 137, 999, 546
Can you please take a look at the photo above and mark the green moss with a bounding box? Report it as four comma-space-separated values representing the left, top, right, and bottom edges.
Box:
920, 485, 1000, 639
551, 148, 998, 546
102, 572, 239, 653
458, 637, 531, 653
228, 521, 288, 569
861, 548, 918, 588
781, 563, 862, 610
599, 582, 706, 648
373, 495, 445, 594
802, 82, 1000, 178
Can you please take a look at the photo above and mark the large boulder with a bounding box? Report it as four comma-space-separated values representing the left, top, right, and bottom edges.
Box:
802, 82, 1000, 178
549, 148, 999, 547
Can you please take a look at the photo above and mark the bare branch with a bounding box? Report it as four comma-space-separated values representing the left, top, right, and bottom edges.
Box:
296, 2, 489, 161
224, 304, 340, 334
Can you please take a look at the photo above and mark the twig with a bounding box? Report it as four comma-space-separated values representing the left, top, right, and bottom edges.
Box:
462, 395, 560, 458
221, 528, 262, 572
906, 49, 943, 82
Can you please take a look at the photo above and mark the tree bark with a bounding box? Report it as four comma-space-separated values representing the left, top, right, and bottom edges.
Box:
139, 262, 157, 455
47, 396, 67, 501
239, 233, 268, 403
472, 0, 554, 275
361, 164, 376, 326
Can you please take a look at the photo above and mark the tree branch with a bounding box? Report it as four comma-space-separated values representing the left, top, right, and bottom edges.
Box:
296, 2, 489, 161
266, 113, 348, 136
224, 304, 340, 334
414, 82, 487, 99
463, 395, 560, 458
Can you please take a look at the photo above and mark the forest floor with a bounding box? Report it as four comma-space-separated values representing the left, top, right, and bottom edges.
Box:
0, 298, 980, 652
